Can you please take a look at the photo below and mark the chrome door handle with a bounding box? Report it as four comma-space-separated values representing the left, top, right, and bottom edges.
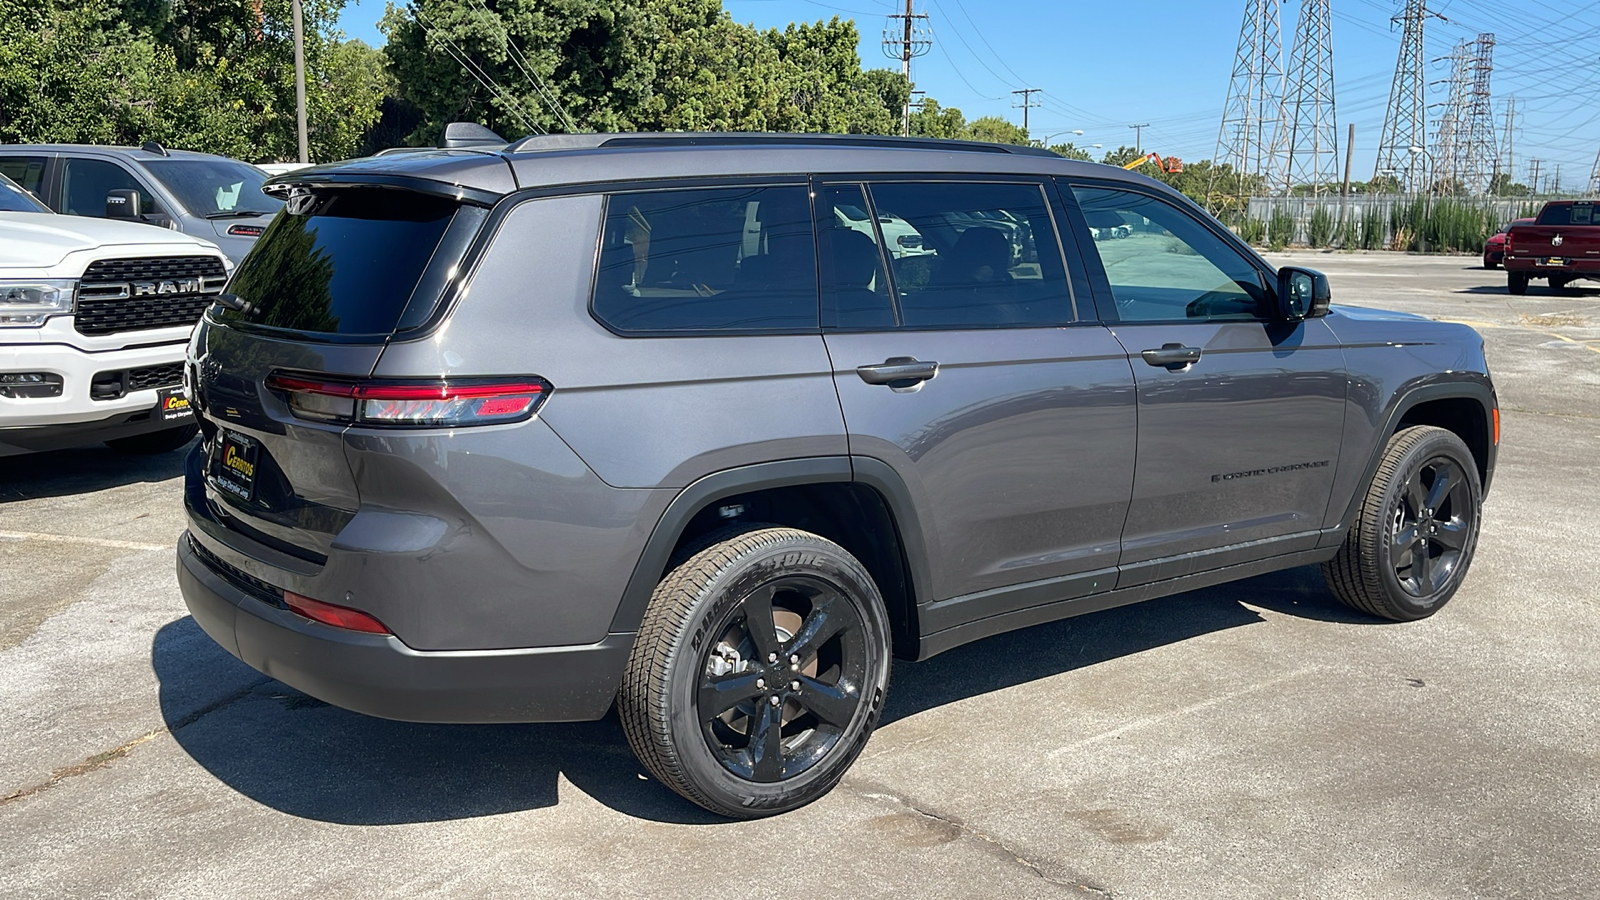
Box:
857, 357, 938, 391
1140, 344, 1202, 371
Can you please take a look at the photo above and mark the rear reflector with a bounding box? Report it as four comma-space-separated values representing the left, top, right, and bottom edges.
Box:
265, 373, 548, 428
284, 591, 391, 634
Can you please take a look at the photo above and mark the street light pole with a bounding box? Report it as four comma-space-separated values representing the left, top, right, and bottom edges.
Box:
292, 0, 309, 164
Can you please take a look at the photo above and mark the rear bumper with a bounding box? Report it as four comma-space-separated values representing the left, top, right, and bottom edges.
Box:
177, 533, 632, 723
1503, 256, 1600, 276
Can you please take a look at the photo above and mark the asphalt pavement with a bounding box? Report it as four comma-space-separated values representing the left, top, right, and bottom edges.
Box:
2, 252, 1597, 898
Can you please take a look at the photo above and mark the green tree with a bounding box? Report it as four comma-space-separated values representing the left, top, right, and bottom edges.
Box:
966, 115, 1029, 146
1048, 142, 1093, 161
908, 98, 967, 139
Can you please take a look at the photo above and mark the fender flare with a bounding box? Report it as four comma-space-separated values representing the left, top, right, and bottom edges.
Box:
1325, 380, 1497, 546
606, 457, 933, 636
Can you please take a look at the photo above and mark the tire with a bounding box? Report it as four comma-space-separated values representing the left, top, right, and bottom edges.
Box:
1483, 257, 1497, 270
619, 526, 891, 818
1507, 271, 1528, 295
1323, 426, 1482, 621
105, 423, 198, 455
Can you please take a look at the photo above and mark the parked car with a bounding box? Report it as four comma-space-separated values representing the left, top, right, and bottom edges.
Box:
176, 131, 1497, 819
1483, 217, 1533, 269
1504, 200, 1600, 293
0, 143, 282, 265
0, 173, 230, 456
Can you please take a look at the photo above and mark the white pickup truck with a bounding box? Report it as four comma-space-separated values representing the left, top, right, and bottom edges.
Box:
1, 174, 232, 456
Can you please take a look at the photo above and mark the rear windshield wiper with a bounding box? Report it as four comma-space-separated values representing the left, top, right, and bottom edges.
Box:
204, 210, 276, 219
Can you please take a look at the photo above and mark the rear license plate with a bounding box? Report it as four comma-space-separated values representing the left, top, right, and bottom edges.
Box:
157, 387, 193, 422
213, 430, 258, 502
1537, 257, 1568, 266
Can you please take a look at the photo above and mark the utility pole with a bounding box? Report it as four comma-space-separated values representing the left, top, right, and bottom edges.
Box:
1210, 0, 1284, 215
1271, 0, 1339, 197
1375, 0, 1440, 192
1587, 145, 1600, 196
1529, 159, 1542, 197
1499, 97, 1517, 192
882, 1, 931, 137
1554, 164, 1561, 196
292, 0, 308, 163
1011, 89, 1042, 134
1129, 123, 1149, 155
1342, 123, 1355, 196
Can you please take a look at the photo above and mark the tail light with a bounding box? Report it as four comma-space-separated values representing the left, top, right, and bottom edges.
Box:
265, 373, 549, 428
285, 590, 390, 634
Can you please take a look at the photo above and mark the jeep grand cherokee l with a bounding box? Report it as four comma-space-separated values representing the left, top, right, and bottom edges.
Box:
177, 133, 1496, 818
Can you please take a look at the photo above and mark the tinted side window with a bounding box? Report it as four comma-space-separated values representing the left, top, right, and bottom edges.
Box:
819, 184, 897, 329
0, 156, 47, 196
864, 181, 1073, 329
1071, 186, 1267, 321
592, 186, 819, 334
60, 158, 164, 218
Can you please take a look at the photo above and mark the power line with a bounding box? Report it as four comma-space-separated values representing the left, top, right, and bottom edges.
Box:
882, 0, 932, 136
409, 4, 542, 136
465, 0, 578, 132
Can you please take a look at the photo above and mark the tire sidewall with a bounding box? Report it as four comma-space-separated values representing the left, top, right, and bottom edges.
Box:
664, 537, 890, 816
1370, 430, 1483, 619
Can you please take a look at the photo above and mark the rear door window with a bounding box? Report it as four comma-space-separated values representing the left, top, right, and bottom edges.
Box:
591, 185, 819, 334
222, 188, 466, 336
0, 156, 47, 197
837, 181, 1075, 330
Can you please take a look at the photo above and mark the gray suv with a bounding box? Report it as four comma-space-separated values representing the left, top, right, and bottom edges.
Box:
176, 133, 1497, 818
0, 143, 281, 265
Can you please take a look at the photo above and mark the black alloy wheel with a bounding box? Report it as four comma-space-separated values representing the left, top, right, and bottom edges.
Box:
1324, 425, 1483, 621
620, 526, 891, 818
1387, 455, 1474, 598
696, 575, 870, 783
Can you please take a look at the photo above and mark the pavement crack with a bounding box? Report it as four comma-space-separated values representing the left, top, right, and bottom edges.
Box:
843, 777, 1111, 896
0, 677, 269, 807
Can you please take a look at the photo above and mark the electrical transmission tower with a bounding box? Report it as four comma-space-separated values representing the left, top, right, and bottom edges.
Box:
882, 1, 931, 137
1374, 0, 1436, 192
1433, 40, 1472, 194
1499, 97, 1517, 192
1458, 33, 1498, 195
1210, 0, 1285, 214
1270, 0, 1339, 196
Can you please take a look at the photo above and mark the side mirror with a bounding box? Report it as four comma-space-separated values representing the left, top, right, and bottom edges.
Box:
1277, 266, 1331, 319
105, 189, 141, 219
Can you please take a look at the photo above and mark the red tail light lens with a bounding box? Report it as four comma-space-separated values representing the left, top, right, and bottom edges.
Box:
284, 591, 390, 634
265, 373, 549, 428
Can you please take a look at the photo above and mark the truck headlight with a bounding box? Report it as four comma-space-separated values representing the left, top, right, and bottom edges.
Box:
0, 279, 76, 327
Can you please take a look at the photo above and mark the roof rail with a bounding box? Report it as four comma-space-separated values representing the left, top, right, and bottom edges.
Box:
502, 132, 1061, 158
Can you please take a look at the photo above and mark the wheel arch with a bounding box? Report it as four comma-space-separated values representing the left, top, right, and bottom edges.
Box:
1332, 381, 1498, 538
608, 457, 931, 660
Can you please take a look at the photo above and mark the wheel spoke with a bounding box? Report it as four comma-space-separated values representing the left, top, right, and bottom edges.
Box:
1413, 538, 1434, 594
748, 699, 785, 782
1391, 524, 1419, 555
741, 584, 781, 660
1433, 519, 1470, 550
785, 595, 853, 662
795, 676, 859, 729
1423, 466, 1452, 512
1405, 477, 1427, 516
698, 671, 765, 719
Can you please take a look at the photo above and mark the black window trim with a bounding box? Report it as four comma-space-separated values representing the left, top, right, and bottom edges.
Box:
814, 174, 1088, 334
587, 180, 825, 339
1056, 177, 1280, 326
59, 153, 173, 220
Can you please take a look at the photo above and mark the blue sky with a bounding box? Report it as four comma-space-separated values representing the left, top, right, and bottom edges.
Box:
337, 0, 1600, 188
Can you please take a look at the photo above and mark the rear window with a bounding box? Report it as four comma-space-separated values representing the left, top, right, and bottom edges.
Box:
223, 189, 461, 336
1537, 203, 1596, 226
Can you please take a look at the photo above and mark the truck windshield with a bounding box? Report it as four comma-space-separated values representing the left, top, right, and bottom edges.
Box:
0, 175, 48, 213
143, 158, 284, 218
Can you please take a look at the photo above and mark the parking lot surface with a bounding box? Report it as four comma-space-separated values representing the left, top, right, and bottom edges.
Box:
3, 252, 1597, 899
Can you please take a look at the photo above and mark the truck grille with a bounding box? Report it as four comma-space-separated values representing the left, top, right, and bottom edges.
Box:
75, 256, 227, 336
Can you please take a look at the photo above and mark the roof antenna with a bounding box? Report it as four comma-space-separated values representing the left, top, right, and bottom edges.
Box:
140, 141, 170, 157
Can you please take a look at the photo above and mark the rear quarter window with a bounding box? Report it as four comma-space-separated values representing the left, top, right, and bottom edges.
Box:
591, 185, 819, 334
223, 189, 465, 336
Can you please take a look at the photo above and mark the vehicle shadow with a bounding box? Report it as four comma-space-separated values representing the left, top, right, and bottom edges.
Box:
0, 441, 193, 503
153, 564, 1372, 826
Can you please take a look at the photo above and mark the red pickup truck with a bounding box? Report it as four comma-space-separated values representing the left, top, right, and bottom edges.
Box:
1504, 200, 1600, 294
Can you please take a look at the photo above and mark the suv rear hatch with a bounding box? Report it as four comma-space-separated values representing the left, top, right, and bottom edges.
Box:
189, 185, 488, 560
